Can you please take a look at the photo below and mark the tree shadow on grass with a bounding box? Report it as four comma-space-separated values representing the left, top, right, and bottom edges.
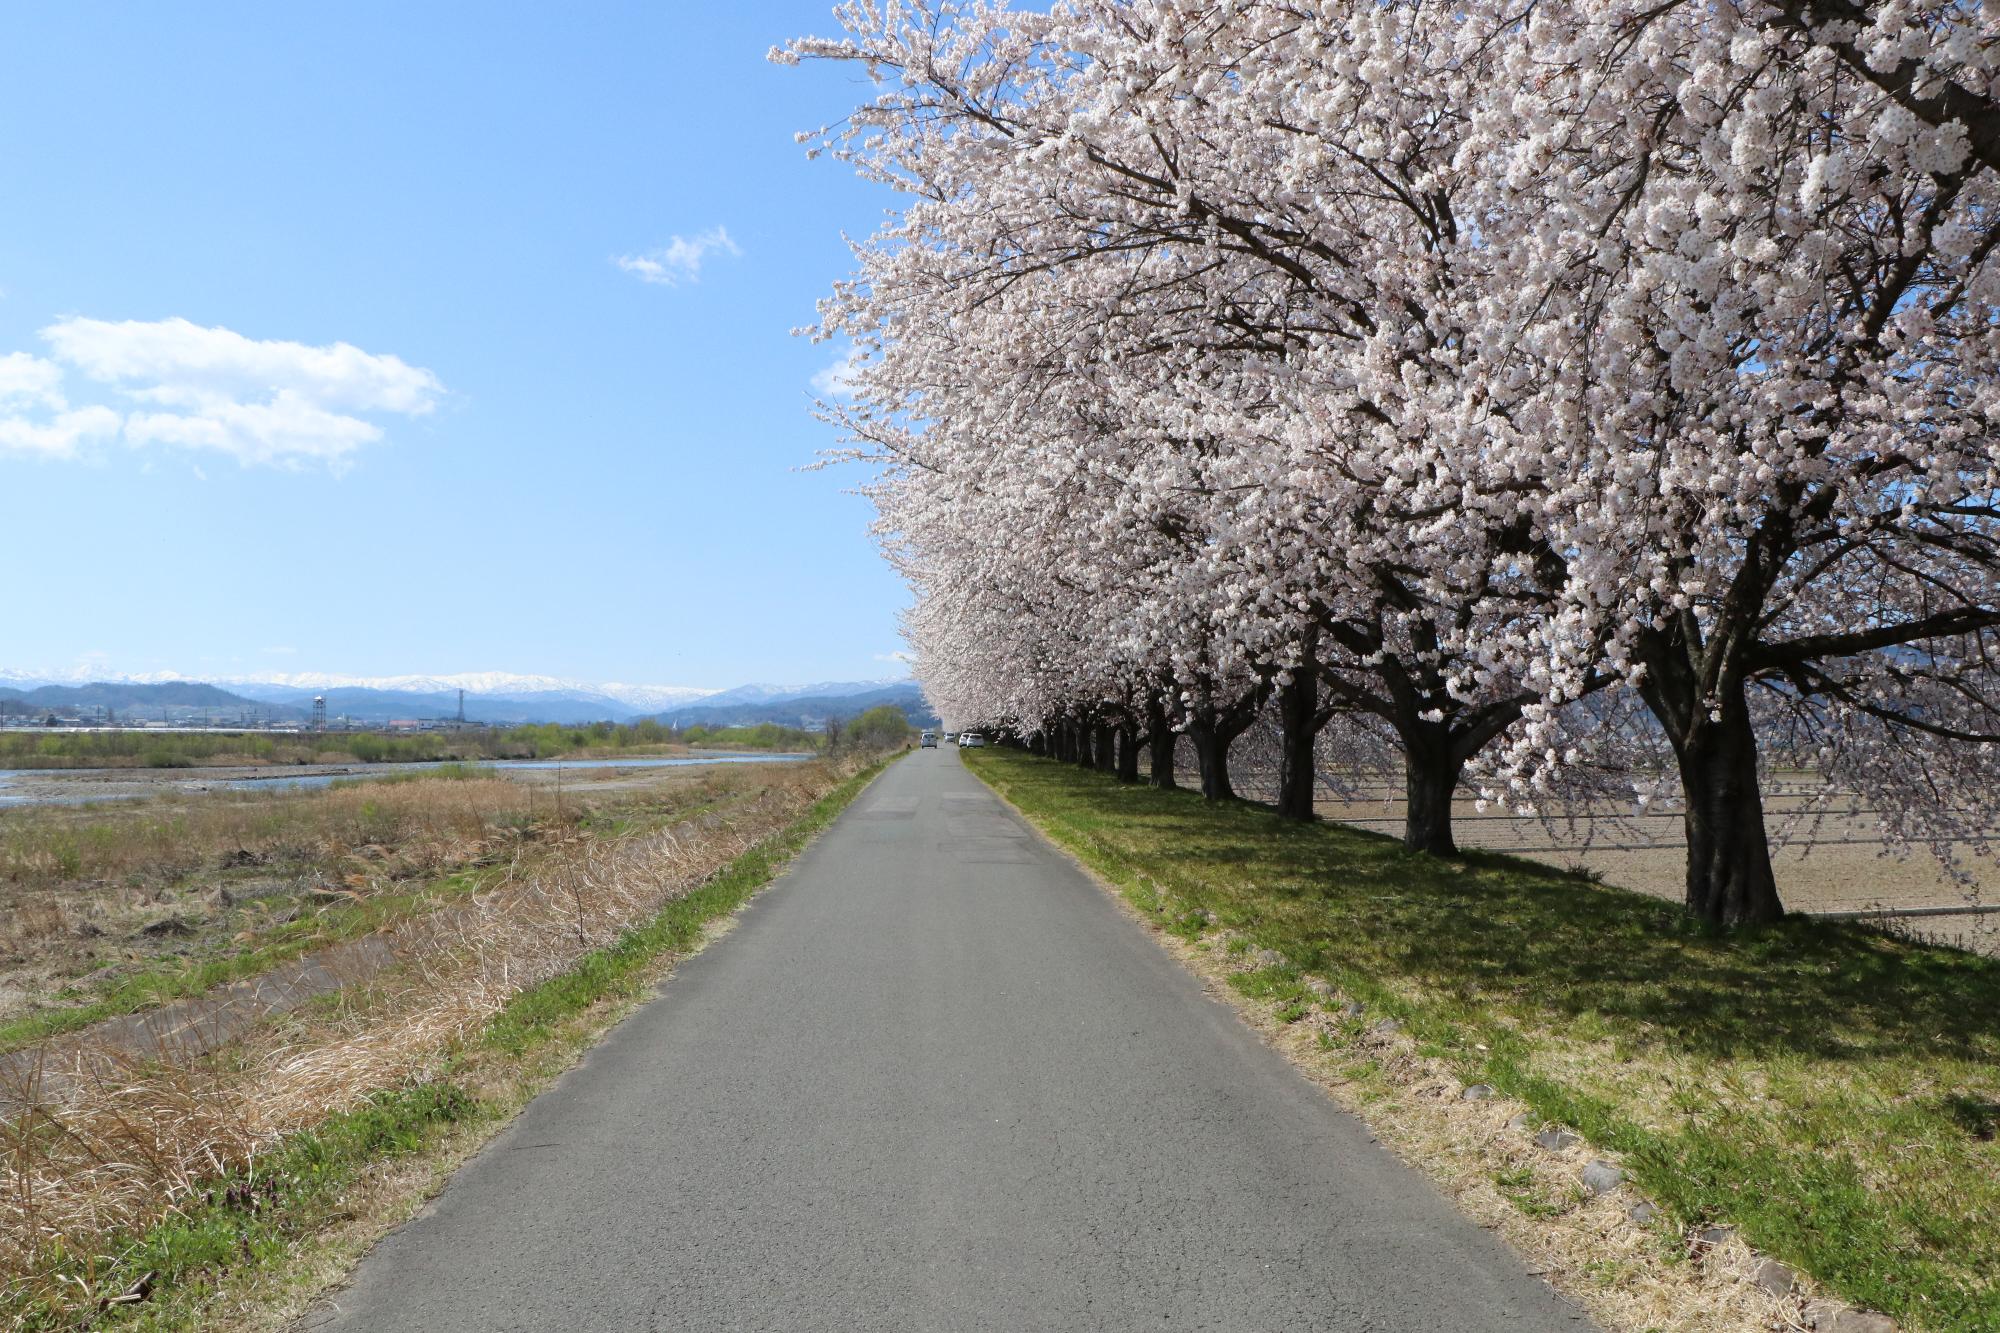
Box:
1020, 761, 2000, 1067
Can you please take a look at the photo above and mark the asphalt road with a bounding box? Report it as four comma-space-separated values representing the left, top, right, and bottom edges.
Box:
306, 749, 1591, 1332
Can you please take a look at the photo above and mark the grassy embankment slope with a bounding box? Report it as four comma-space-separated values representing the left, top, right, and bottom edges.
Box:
0, 765, 779, 1052
6, 756, 894, 1331
967, 747, 1999, 1332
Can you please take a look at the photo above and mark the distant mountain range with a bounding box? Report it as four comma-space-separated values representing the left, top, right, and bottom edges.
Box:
655, 683, 937, 730
0, 669, 715, 715
0, 681, 265, 718
0, 669, 935, 728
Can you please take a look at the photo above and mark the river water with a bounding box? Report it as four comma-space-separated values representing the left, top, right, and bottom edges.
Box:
0, 752, 813, 808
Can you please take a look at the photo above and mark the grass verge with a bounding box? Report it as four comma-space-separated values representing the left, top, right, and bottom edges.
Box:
9, 756, 892, 1331
967, 748, 1999, 1333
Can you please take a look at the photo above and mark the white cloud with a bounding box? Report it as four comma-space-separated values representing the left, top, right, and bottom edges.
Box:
125, 394, 385, 466
0, 317, 443, 468
615, 226, 741, 287
812, 346, 862, 399
0, 352, 66, 410
0, 351, 121, 457
0, 405, 121, 457
47, 316, 442, 415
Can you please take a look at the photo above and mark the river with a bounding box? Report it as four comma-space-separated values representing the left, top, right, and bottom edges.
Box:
0, 752, 814, 808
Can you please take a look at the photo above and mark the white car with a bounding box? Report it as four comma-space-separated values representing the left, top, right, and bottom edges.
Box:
958, 732, 987, 748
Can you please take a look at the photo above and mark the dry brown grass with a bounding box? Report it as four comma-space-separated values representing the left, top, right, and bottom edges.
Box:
1215, 736, 2000, 956
0, 758, 850, 1320
0, 776, 538, 896
0, 767, 779, 1039
1305, 776, 1999, 930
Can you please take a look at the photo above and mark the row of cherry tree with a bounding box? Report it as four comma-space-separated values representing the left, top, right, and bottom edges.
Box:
783, 0, 2000, 926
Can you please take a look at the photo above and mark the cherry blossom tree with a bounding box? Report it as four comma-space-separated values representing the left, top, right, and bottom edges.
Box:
1754, 0, 2000, 174
1441, 0, 2000, 923
784, 0, 2000, 924
783, 0, 1591, 851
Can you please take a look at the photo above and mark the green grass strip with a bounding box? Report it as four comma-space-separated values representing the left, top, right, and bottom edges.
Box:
9, 758, 891, 1331
966, 748, 2000, 1333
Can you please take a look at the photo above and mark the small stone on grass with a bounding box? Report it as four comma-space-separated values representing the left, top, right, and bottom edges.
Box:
1461, 1083, 1495, 1101
221, 879, 298, 907
1580, 1161, 1623, 1195
1750, 1259, 1795, 1297
1533, 1127, 1580, 1152
1813, 1307, 1897, 1333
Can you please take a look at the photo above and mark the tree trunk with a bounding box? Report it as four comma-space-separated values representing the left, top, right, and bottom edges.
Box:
1147, 697, 1177, 789
1029, 730, 1046, 757
1674, 695, 1785, 925
1186, 687, 1266, 803
1401, 729, 1462, 856
1275, 670, 1322, 821
1190, 724, 1235, 801
1094, 724, 1117, 774
1630, 621, 1786, 925
1116, 726, 1142, 783
1074, 721, 1095, 769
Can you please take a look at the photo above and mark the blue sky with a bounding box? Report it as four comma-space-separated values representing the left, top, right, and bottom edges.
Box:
0, 3, 908, 689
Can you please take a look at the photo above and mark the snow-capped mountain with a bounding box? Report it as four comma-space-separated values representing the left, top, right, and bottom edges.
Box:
212, 672, 718, 713
596, 681, 727, 712
0, 668, 716, 713
699, 679, 909, 706
658, 680, 935, 729
1, 666, 198, 688
225, 671, 613, 697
